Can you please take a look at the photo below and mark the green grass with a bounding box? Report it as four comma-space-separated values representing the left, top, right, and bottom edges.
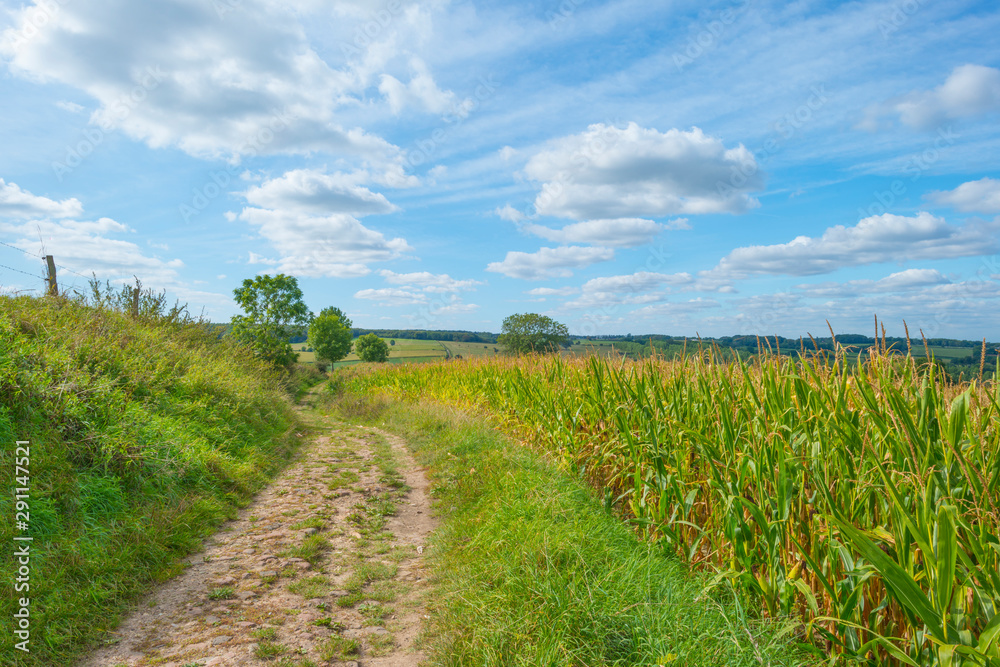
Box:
207, 586, 235, 600
253, 639, 287, 659
329, 392, 810, 667
287, 575, 330, 599
318, 635, 359, 661
281, 534, 331, 564
0, 294, 315, 665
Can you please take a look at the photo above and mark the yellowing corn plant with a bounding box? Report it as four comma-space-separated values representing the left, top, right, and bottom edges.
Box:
341, 347, 1000, 666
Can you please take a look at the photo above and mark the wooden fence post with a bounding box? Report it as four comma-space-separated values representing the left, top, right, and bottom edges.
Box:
45, 256, 57, 296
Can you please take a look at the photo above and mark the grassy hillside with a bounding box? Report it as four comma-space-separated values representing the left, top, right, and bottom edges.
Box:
0, 294, 313, 665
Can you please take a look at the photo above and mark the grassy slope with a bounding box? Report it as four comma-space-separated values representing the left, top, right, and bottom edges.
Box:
0, 296, 314, 666
330, 388, 809, 666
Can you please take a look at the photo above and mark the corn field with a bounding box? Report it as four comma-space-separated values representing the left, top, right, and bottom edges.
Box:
342, 346, 1000, 666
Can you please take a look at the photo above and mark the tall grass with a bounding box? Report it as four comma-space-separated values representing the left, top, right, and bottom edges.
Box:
329, 393, 810, 665
340, 348, 1000, 665
0, 293, 307, 665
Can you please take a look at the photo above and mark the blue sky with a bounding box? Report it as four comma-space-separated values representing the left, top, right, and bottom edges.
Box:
1, 0, 999, 339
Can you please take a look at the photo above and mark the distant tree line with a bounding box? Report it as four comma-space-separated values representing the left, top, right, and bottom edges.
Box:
350, 328, 499, 343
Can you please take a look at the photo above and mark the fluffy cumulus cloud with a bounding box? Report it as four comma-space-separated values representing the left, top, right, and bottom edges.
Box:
1, 216, 184, 286
927, 177, 1000, 214
0, 0, 411, 163
564, 271, 694, 309
378, 270, 482, 292
485, 246, 614, 280
524, 218, 663, 248
711, 212, 999, 277
239, 169, 411, 278
239, 208, 411, 278
243, 169, 399, 216
860, 65, 1000, 131
0, 178, 83, 219
524, 123, 762, 220
0, 179, 190, 288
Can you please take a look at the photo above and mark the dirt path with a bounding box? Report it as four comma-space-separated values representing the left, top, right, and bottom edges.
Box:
80, 419, 435, 667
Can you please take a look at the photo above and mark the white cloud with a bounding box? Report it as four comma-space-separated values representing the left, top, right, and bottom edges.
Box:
243, 169, 399, 216
55, 100, 84, 113
433, 294, 480, 314
239, 168, 411, 277
379, 57, 463, 115
524, 123, 762, 219
564, 271, 695, 309
0, 178, 84, 219
498, 145, 517, 161
582, 271, 693, 294
631, 298, 721, 319
733, 274, 1000, 339
495, 204, 526, 223
793, 269, 951, 298
485, 245, 614, 280
711, 212, 998, 277
665, 218, 691, 230
247, 251, 278, 265
524, 218, 663, 248
1, 216, 184, 286
0, 0, 406, 163
239, 208, 411, 278
378, 270, 483, 292
354, 287, 428, 306
860, 65, 1000, 131
526, 287, 577, 296
927, 177, 1000, 214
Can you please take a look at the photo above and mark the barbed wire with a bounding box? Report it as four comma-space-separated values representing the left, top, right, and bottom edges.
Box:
0, 262, 43, 279
0, 239, 43, 259
52, 261, 91, 280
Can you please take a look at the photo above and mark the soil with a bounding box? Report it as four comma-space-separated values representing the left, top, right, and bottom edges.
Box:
79, 415, 436, 667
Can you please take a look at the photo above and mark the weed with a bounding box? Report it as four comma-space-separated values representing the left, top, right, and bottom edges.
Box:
287, 575, 329, 599
253, 639, 287, 659
318, 635, 359, 661
251, 627, 278, 640
207, 586, 235, 600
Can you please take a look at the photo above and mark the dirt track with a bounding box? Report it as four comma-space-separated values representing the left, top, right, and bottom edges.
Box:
80, 418, 435, 667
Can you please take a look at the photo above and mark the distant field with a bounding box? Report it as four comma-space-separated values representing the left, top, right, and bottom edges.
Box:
294, 338, 452, 366
440, 341, 501, 357
294, 338, 980, 367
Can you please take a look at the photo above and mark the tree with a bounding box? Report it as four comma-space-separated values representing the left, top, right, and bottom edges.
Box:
230, 274, 311, 367
498, 313, 570, 355
355, 333, 390, 362
308, 306, 353, 367
389, 339, 396, 346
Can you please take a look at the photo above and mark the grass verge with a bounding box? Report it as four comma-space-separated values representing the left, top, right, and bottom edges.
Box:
0, 294, 321, 665
329, 390, 811, 666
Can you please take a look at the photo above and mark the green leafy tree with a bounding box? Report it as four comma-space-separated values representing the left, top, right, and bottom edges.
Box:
355, 333, 390, 362
498, 313, 570, 355
230, 274, 311, 367
308, 307, 353, 367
